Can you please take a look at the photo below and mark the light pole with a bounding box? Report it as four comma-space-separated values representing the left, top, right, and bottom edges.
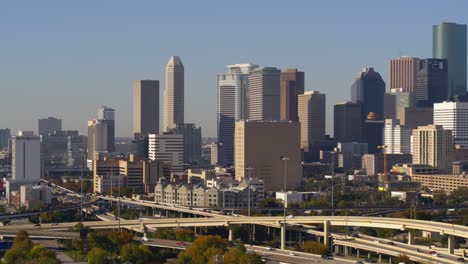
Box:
118, 173, 121, 232
80, 149, 85, 217
280, 156, 290, 250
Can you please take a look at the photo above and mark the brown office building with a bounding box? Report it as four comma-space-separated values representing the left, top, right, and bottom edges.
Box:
234, 120, 302, 191
334, 102, 362, 142
133, 80, 159, 139
389, 56, 420, 92
280, 69, 305, 121
298, 91, 326, 152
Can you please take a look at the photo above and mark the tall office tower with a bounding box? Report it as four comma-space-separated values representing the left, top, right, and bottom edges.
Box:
148, 133, 184, 173
389, 56, 420, 92
163, 56, 184, 132
384, 88, 415, 121
11, 135, 41, 182
351, 67, 386, 121
248, 67, 281, 121
0, 128, 11, 150
42, 130, 80, 167
87, 119, 108, 160
217, 63, 258, 166
133, 80, 160, 139
433, 22, 467, 98
336, 142, 368, 171
363, 113, 384, 154
383, 119, 412, 154
334, 102, 362, 142
38, 117, 62, 136
434, 101, 468, 148
298, 91, 326, 152
97, 106, 115, 152
66, 134, 87, 167
235, 120, 301, 191
402, 106, 433, 128
170, 123, 202, 164
210, 142, 223, 165
412, 125, 453, 173
280, 69, 305, 121
415, 59, 448, 104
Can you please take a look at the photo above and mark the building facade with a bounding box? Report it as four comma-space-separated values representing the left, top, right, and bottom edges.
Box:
234, 120, 302, 191
433, 22, 467, 98
38, 117, 62, 136
133, 80, 159, 139
412, 125, 453, 173
148, 133, 184, 173
97, 106, 115, 152
383, 119, 412, 154
170, 123, 202, 164
298, 91, 326, 152
389, 56, 420, 92
248, 67, 281, 121
87, 119, 108, 160
351, 67, 386, 121
0, 128, 11, 150
163, 56, 184, 132
415, 59, 448, 104
334, 102, 361, 142
280, 69, 305, 121
434, 101, 468, 148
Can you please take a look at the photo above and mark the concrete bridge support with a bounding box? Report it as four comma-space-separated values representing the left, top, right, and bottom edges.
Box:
407, 230, 414, 245
228, 226, 234, 241
448, 235, 455, 254
281, 224, 286, 250
323, 220, 330, 248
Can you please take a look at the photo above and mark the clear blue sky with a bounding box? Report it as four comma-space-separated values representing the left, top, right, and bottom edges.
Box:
0, 0, 466, 137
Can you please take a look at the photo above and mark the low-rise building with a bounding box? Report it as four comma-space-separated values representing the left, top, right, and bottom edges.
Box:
19, 184, 52, 210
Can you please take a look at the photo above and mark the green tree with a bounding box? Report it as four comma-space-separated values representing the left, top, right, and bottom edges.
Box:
395, 254, 412, 264
177, 235, 231, 264
176, 228, 195, 242
239, 253, 264, 264
223, 247, 244, 264
86, 247, 112, 264
120, 243, 152, 264
301, 240, 328, 255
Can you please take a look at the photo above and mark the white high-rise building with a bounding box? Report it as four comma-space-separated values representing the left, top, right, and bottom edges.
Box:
217, 63, 259, 165
163, 56, 184, 132
383, 119, 412, 154
87, 119, 108, 160
434, 101, 468, 148
11, 135, 41, 182
148, 133, 184, 173
412, 125, 453, 173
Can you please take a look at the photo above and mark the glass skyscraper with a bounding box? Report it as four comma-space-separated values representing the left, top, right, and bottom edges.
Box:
351, 67, 386, 121
433, 22, 467, 98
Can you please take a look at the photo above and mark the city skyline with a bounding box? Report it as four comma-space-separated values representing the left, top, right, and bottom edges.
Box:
0, 1, 467, 137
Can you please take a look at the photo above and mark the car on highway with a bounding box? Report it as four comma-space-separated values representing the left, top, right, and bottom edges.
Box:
321, 254, 333, 260
356, 261, 363, 264
287, 214, 294, 218
387, 241, 395, 245
288, 252, 297, 256
176, 241, 185, 247
265, 246, 274, 251
142, 237, 151, 242
457, 257, 466, 262
365, 258, 376, 263
429, 251, 439, 257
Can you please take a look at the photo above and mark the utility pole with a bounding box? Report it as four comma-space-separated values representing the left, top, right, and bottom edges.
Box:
280, 156, 290, 250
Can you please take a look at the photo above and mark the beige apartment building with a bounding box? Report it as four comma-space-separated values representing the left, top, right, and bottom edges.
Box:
412, 125, 453, 173
234, 120, 302, 191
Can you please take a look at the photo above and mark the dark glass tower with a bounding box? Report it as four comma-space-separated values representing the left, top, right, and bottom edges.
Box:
433, 22, 467, 98
416, 59, 448, 105
351, 67, 386, 121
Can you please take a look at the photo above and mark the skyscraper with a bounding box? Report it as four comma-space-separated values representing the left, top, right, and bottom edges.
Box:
298, 91, 325, 152
133, 80, 160, 139
433, 22, 467, 98
148, 133, 184, 173
38, 117, 62, 136
97, 106, 115, 152
415, 59, 448, 104
334, 102, 362, 142
412, 125, 453, 173
87, 119, 108, 160
170, 123, 202, 164
11, 135, 41, 182
434, 101, 468, 148
234, 120, 301, 191
0, 128, 10, 150
383, 119, 412, 154
351, 67, 386, 121
384, 88, 415, 121
389, 56, 420, 92
217, 63, 258, 166
163, 56, 184, 132
280, 69, 305, 121
248, 67, 281, 121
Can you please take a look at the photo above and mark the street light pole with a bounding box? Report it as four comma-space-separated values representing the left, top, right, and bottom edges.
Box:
280, 156, 290, 250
